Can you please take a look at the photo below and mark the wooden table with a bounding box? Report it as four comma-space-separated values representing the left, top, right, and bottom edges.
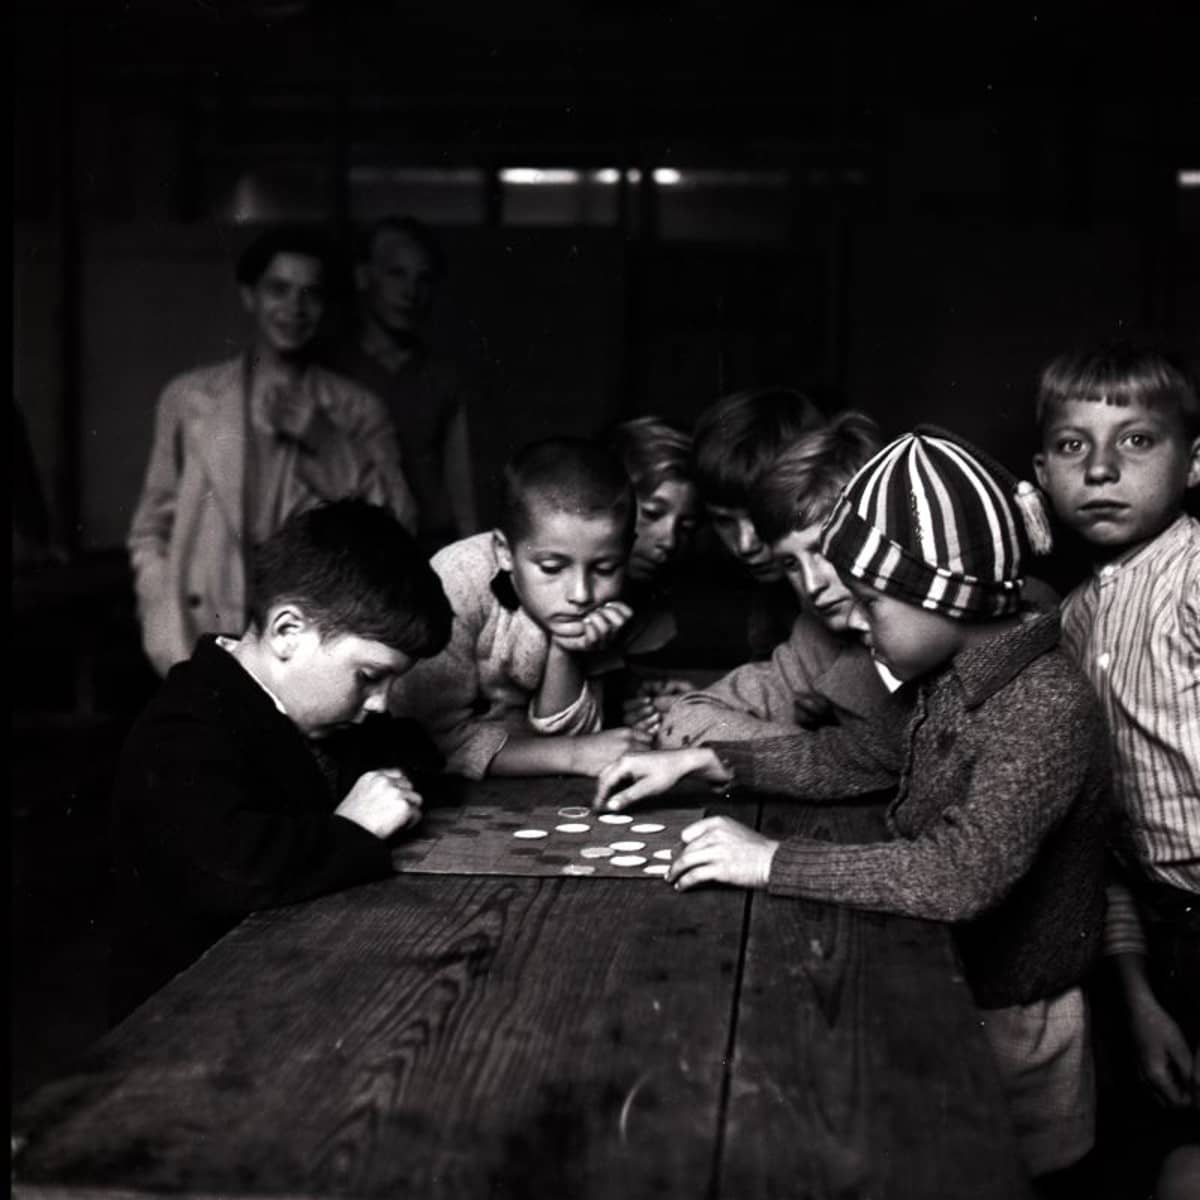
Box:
12, 777, 1032, 1199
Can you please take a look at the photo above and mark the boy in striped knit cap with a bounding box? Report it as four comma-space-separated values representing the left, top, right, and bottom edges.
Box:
1034, 343, 1200, 1199
595, 426, 1110, 1193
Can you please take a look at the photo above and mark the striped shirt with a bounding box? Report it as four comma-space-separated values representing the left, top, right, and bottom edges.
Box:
1059, 514, 1200, 952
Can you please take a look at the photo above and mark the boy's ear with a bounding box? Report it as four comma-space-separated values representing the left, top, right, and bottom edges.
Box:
1187, 436, 1200, 490
264, 604, 310, 661
354, 263, 370, 294
492, 529, 513, 572
239, 284, 257, 316
1032, 453, 1047, 490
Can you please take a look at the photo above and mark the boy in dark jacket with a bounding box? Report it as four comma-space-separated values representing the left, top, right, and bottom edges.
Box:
110, 499, 451, 1022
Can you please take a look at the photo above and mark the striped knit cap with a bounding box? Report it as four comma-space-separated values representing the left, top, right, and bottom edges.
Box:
819, 425, 1046, 619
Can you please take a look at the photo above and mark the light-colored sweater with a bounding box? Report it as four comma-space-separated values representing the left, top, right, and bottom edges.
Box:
389, 533, 603, 778
659, 611, 900, 747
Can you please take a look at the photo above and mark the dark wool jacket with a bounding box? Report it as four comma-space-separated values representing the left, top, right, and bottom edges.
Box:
711, 611, 1112, 1009
110, 636, 436, 1021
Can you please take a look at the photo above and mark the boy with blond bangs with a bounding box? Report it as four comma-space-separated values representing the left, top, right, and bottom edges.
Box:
389, 437, 653, 779
1034, 342, 1200, 1199
595, 427, 1110, 1194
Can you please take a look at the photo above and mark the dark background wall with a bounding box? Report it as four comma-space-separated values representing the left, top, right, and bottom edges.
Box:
15, 1, 1199, 553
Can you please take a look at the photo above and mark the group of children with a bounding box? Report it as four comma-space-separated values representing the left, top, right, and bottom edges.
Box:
112, 342, 1198, 1198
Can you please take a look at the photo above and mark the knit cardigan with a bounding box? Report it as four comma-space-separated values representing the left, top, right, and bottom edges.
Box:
711, 611, 1112, 1009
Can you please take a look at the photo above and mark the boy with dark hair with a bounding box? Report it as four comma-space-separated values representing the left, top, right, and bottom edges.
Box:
690, 386, 826, 658
596, 428, 1110, 1192
1033, 341, 1200, 1198
390, 437, 652, 778
111, 500, 451, 1022
129, 225, 417, 676
326, 214, 477, 553
661, 411, 894, 747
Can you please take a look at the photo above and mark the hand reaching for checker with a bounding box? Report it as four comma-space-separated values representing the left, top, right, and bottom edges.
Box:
665, 816, 779, 892
594, 747, 730, 812
568, 726, 656, 777
336, 767, 424, 839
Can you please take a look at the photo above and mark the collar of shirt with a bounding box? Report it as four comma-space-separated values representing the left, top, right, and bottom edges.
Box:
216, 635, 289, 716
945, 608, 1061, 711
1092, 513, 1195, 589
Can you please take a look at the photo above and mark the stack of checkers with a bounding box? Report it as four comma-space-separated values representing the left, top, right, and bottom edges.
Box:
392, 800, 709, 879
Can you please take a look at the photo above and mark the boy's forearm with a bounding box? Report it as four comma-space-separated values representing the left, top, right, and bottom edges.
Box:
532, 643, 587, 718
1111, 950, 1158, 1008
660, 696, 800, 748
710, 718, 901, 799
488, 734, 586, 776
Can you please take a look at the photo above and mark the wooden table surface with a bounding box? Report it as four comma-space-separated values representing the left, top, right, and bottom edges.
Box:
12, 776, 1033, 1199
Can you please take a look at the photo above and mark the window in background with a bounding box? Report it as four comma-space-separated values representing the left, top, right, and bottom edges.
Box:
349, 166, 486, 225
657, 168, 874, 243
500, 167, 638, 227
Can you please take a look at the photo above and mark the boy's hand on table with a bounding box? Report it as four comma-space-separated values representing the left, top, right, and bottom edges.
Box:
549, 601, 634, 654
567, 727, 655, 777
665, 816, 779, 892
337, 768, 424, 839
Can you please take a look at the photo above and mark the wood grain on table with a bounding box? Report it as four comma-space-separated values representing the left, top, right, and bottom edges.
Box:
13, 780, 1032, 1200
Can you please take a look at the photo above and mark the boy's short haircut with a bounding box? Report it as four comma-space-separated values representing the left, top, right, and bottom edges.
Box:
358, 215, 448, 279
235, 226, 337, 289
247, 500, 452, 658
750, 411, 883, 543
499, 437, 635, 545
692, 386, 826, 508
1036, 340, 1200, 439
605, 415, 693, 501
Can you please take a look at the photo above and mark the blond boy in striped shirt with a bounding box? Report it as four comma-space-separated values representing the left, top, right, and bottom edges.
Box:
1034, 342, 1200, 1199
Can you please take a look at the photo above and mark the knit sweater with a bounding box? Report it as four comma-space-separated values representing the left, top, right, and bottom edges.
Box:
711, 611, 1111, 1009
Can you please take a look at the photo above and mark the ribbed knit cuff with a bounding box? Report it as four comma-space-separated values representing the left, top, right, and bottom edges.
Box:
705, 740, 758, 791
767, 836, 862, 902
1102, 880, 1148, 957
